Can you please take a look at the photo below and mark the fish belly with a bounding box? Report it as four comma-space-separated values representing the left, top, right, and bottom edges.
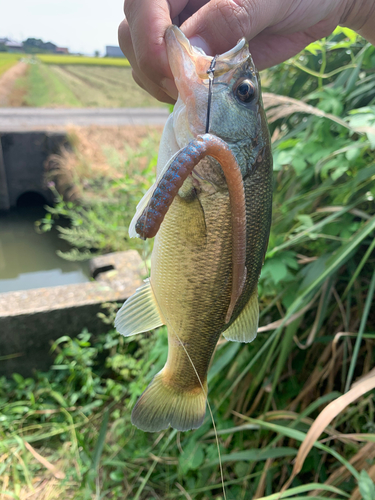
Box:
151, 187, 233, 391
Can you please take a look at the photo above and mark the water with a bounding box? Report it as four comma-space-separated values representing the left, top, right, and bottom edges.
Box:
0, 207, 90, 294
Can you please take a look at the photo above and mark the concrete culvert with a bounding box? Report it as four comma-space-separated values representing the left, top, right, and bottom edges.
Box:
16, 191, 47, 208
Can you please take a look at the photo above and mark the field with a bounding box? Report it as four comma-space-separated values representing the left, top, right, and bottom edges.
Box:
0, 54, 164, 108
37, 54, 131, 66
0, 53, 23, 77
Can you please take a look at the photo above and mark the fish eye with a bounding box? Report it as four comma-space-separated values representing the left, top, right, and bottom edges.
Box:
235, 79, 256, 103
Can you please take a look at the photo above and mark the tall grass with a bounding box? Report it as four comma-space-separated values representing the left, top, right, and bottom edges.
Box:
1, 28, 375, 499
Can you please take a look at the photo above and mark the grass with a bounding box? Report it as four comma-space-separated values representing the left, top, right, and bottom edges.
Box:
38, 125, 162, 258
23, 62, 81, 107
1, 28, 375, 499
20, 61, 166, 108
1, 53, 164, 108
36, 54, 131, 66
0, 53, 23, 77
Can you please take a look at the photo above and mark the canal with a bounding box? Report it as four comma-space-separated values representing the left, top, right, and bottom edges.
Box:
0, 198, 90, 294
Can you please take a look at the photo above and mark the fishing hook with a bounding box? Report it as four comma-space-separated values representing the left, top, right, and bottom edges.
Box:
205, 55, 218, 134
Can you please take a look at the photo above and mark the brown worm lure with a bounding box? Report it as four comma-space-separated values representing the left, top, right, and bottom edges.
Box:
135, 133, 247, 323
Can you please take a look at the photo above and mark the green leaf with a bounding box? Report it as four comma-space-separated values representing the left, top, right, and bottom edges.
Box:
262, 259, 289, 285
210, 447, 297, 466
241, 417, 360, 480
8, 406, 29, 414
299, 215, 375, 296
91, 408, 109, 471
110, 469, 125, 482
339, 27, 357, 41
256, 483, 350, 500
292, 157, 307, 174
296, 215, 314, 229
179, 441, 205, 474
346, 146, 362, 161
305, 41, 323, 55
12, 373, 24, 385
208, 342, 241, 382
358, 470, 375, 500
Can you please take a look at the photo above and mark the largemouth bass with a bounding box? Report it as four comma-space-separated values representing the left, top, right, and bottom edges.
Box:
116, 25, 273, 432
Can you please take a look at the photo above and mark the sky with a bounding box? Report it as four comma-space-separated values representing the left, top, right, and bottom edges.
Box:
0, 0, 124, 55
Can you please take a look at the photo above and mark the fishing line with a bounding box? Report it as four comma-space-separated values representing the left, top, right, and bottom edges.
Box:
147, 276, 228, 500
138, 53, 226, 497
139, 240, 227, 496
205, 55, 218, 134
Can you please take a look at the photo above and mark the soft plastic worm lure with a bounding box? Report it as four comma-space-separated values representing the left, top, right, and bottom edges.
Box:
135, 133, 247, 323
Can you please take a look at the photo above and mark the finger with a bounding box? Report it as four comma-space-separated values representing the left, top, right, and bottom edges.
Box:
118, 17, 135, 62
124, 0, 188, 89
180, 0, 286, 55
178, 0, 210, 24
119, 19, 177, 103
249, 31, 317, 71
132, 70, 177, 104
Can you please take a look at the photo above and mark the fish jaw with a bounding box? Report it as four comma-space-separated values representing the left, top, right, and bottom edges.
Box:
165, 25, 211, 137
165, 25, 251, 143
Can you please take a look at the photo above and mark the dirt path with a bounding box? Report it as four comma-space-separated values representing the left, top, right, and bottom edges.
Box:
0, 61, 28, 106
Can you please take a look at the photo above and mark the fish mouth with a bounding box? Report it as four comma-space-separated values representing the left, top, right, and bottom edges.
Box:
165, 25, 252, 137
165, 25, 248, 80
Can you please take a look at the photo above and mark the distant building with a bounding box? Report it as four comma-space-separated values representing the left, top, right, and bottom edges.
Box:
0, 36, 69, 54
5, 40, 23, 52
43, 42, 57, 52
105, 46, 125, 58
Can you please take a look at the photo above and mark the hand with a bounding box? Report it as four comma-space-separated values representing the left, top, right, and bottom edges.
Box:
118, 0, 375, 104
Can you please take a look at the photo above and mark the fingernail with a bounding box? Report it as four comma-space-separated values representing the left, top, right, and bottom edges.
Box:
188, 36, 212, 56
161, 78, 178, 100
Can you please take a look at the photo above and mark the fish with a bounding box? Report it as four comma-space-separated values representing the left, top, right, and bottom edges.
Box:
115, 25, 273, 433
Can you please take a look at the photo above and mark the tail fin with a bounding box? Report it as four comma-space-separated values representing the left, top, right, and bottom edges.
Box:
131, 370, 207, 432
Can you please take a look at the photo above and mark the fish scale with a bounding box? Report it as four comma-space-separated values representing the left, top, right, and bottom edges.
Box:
153, 193, 233, 390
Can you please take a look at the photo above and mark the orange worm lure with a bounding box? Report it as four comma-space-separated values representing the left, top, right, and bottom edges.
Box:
135, 133, 247, 323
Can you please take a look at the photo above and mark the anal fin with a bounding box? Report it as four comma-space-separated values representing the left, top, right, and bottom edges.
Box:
223, 290, 259, 343
115, 278, 165, 336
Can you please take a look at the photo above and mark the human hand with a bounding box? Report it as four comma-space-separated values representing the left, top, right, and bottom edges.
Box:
118, 0, 375, 104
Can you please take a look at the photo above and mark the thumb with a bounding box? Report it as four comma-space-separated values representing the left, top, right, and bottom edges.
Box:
180, 0, 279, 55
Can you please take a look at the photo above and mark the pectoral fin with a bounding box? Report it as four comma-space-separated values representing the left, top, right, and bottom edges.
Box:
115, 279, 165, 336
223, 290, 259, 343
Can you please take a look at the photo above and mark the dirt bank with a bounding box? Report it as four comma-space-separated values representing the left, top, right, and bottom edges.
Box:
0, 61, 28, 106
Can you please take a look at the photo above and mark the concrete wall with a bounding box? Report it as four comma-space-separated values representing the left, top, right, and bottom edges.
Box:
0, 142, 9, 210
0, 131, 69, 210
0, 251, 143, 376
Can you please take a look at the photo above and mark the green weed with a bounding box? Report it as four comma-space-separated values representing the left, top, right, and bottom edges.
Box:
38, 129, 161, 258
